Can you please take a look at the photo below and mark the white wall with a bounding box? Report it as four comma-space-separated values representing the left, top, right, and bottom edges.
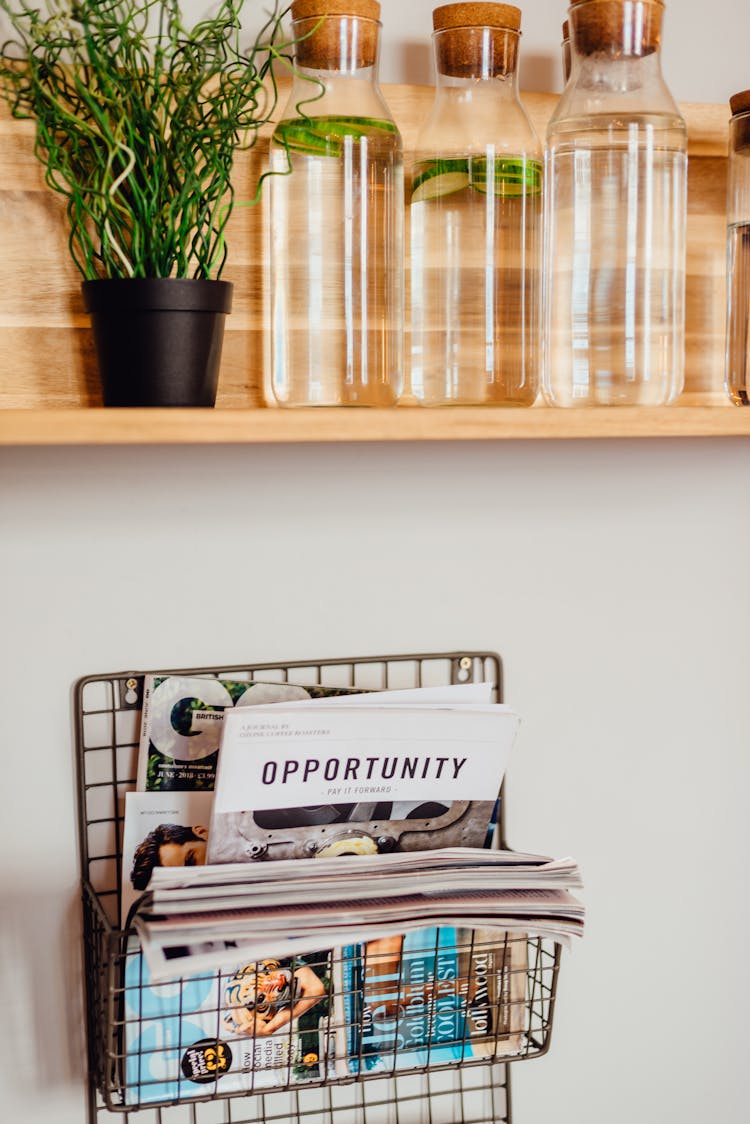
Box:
2, 3, 750, 1124
376, 0, 748, 104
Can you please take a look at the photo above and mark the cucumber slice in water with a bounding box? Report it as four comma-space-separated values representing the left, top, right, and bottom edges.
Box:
411, 170, 470, 202
470, 157, 543, 196
411, 159, 470, 202
411, 156, 542, 201
274, 116, 398, 157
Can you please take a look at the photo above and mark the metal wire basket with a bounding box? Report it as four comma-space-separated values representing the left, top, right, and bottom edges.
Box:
76, 651, 561, 1124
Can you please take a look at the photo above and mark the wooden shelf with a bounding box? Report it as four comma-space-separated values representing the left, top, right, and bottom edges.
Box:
0, 85, 742, 446
1, 403, 748, 446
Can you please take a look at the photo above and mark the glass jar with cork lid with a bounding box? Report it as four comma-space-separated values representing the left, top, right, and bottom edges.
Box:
725, 90, 750, 405
406, 2, 542, 406
543, 0, 687, 407
265, 0, 403, 407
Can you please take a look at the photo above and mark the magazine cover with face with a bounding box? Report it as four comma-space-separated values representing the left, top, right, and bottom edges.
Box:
123, 945, 337, 1104
120, 790, 214, 926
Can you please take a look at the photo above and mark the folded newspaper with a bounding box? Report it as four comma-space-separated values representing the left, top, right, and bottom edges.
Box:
133, 847, 584, 979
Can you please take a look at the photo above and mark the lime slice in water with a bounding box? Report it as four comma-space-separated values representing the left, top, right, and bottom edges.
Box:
411, 159, 470, 202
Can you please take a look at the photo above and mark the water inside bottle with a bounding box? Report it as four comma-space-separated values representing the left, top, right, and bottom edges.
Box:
409, 154, 542, 406
268, 117, 403, 407
544, 114, 686, 406
726, 221, 750, 405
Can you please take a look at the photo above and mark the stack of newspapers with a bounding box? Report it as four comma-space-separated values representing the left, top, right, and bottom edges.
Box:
134, 846, 584, 979
119, 673, 584, 1104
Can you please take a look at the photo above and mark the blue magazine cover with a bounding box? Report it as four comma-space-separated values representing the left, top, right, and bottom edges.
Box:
123, 944, 336, 1105
341, 923, 527, 1073
342, 927, 468, 1073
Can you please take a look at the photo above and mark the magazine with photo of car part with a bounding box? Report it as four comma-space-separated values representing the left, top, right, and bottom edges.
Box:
122, 941, 341, 1104
135, 674, 365, 793
205, 689, 516, 865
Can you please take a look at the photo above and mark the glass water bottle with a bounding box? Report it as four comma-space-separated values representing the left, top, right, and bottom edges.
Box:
266, 0, 403, 407
726, 90, 750, 405
407, 2, 542, 406
543, 0, 687, 407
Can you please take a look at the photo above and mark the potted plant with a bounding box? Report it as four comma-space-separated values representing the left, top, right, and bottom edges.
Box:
0, 0, 289, 406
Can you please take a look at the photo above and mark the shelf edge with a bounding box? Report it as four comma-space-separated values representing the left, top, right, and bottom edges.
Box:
0, 406, 749, 446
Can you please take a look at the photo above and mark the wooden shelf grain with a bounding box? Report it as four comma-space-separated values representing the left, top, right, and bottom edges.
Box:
1, 403, 748, 446
0, 83, 741, 446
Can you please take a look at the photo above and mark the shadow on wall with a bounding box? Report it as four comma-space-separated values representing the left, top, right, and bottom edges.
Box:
392, 40, 433, 86
0, 886, 85, 1089
520, 52, 563, 95
389, 42, 562, 96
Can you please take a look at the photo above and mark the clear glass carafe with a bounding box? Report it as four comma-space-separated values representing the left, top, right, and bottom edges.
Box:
265, 0, 403, 407
543, 0, 687, 407
406, 2, 542, 406
725, 90, 750, 405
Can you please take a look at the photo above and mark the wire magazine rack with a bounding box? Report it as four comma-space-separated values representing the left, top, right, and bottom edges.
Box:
76, 651, 561, 1124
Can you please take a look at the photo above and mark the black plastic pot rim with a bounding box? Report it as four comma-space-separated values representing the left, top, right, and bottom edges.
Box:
81, 277, 234, 315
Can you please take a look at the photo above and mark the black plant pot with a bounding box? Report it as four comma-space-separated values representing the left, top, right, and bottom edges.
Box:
82, 278, 234, 407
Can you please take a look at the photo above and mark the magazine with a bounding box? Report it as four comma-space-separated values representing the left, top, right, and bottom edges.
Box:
206, 700, 520, 864
122, 942, 338, 1104
135, 674, 362, 792
341, 925, 528, 1072
120, 790, 215, 926
342, 926, 468, 1073
454, 926, 527, 1058
329, 950, 351, 1078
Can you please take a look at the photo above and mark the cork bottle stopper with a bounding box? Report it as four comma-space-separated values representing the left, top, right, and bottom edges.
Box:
432, 3, 522, 78
291, 0, 381, 69
730, 90, 750, 117
291, 0, 380, 16
562, 19, 570, 40
730, 91, 750, 151
432, 3, 521, 31
569, 0, 663, 58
